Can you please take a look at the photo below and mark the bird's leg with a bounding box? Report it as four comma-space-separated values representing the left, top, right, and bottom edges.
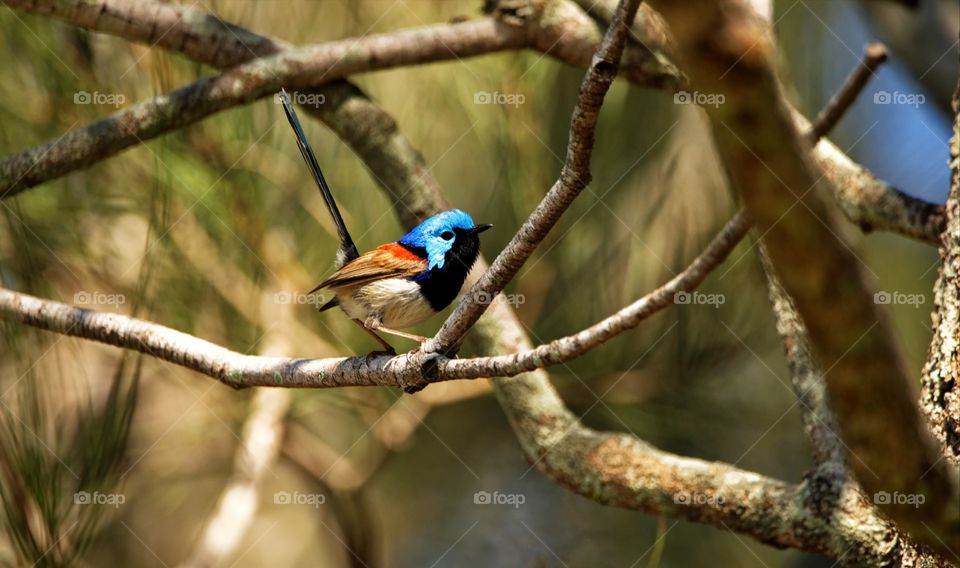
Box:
371, 325, 428, 344
351, 319, 396, 356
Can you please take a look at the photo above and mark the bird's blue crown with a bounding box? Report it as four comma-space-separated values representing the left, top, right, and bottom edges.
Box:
399, 209, 477, 270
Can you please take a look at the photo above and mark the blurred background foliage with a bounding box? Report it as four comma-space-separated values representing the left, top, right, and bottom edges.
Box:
0, 0, 955, 566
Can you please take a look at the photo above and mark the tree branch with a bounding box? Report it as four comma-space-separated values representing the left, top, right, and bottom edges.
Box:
0, 15, 528, 198
0, 207, 748, 388
810, 134, 946, 244
577, 0, 946, 244
806, 42, 888, 144
423, 0, 642, 353
922, 60, 960, 464
648, 0, 960, 552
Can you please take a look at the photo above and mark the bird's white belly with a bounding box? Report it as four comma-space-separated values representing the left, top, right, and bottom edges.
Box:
336, 278, 436, 329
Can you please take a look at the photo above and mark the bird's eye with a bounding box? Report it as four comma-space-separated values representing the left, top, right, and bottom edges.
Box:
440, 230, 455, 241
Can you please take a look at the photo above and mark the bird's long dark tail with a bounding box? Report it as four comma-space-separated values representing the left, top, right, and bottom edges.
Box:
279, 89, 360, 265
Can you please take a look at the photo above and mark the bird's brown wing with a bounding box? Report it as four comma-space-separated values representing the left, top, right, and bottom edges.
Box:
310, 244, 427, 292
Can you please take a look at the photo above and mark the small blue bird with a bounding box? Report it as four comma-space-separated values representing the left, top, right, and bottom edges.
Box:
280, 91, 491, 354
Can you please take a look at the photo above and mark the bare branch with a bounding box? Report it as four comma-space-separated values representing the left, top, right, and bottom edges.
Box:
442, 211, 749, 376
811, 135, 946, 244
571, 0, 671, 53
0, 0, 681, 198
648, 0, 960, 552
423, 0, 642, 353
0, 208, 747, 388
806, 42, 888, 144
766, 42, 895, 469
762, 250, 846, 468
800, 42, 944, 243
0, 16, 528, 198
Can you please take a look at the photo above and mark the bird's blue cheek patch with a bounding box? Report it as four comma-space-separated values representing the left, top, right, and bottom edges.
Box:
425, 238, 450, 270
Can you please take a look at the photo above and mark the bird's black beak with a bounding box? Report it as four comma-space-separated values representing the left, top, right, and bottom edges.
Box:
469, 223, 493, 235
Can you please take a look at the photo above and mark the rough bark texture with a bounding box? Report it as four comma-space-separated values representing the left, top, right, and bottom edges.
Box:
648, 0, 960, 554
923, 77, 960, 464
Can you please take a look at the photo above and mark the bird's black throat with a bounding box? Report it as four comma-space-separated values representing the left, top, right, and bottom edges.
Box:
406, 235, 482, 312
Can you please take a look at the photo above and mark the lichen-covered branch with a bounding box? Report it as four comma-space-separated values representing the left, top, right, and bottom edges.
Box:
648, 0, 960, 552
922, 76, 960, 463
806, 120, 946, 244
763, 249, 846, 468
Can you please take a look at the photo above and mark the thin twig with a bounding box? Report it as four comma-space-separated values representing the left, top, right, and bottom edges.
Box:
424, 0, 643, 354
807, 42, 888, 144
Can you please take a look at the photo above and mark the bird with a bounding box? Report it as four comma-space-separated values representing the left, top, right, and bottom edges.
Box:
279, 90, 492, 354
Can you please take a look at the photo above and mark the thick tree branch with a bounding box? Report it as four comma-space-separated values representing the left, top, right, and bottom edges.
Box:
648, 0, 960, 552
922, 69, 960, 463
